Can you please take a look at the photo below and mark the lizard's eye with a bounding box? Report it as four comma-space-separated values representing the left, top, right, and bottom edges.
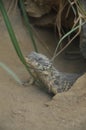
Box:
39, 57, 42, 61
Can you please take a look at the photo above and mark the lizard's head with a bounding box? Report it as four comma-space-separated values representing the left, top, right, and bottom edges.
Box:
25, 52, 52, 70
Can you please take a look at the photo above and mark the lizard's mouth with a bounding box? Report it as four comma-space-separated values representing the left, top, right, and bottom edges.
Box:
25, 57, 29, 63
25, 57, 35, 70
25, 57, 33, 66
25, 56, 38, 67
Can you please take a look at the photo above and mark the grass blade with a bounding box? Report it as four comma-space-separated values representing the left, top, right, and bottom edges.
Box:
19, 0, 38, 52
0, 0, 34, 77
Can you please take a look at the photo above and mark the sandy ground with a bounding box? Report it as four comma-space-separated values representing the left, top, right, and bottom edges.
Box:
0, 5, 86, 130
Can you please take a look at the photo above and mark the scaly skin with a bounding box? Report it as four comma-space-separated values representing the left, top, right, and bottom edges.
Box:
25, 52, 82, 95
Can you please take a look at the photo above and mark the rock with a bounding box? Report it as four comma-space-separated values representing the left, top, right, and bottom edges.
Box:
45, 74, 86, 130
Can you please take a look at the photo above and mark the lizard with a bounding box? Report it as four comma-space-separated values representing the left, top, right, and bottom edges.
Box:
25, 52, 82, 95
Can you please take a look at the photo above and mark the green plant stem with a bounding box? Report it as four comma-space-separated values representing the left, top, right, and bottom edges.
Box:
0, 0, 34, 78
52, 21, 85, 61
19, 0, 38, 52
0, 62, 22, 84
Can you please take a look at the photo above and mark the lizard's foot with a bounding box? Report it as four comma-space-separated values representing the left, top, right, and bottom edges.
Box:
22, 77, 35, 86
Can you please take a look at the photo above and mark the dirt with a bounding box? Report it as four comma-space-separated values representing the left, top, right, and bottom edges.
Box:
0, 4, 86, 130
